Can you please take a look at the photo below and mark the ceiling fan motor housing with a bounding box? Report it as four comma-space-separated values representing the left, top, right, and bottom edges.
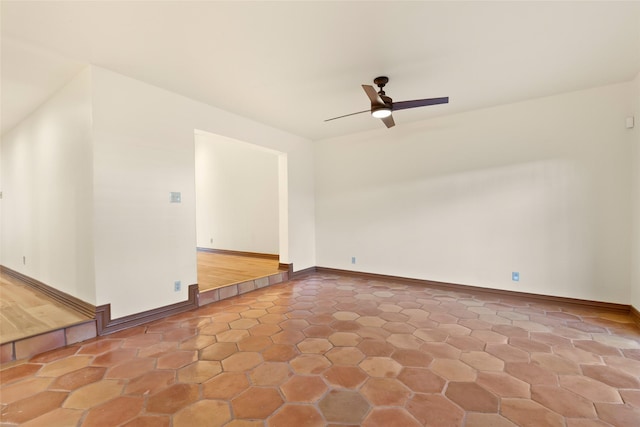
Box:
371, 103, 392, 118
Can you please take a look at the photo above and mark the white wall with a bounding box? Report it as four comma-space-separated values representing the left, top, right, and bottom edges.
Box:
92, 66, 315, 318
195, 132, 280, 254
0, 131, 3, 266
1, 68, 95, 303
631, 72, 640, 310
315, 82, 635, 304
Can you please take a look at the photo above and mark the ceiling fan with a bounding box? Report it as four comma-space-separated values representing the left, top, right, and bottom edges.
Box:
325, 76, 449, 128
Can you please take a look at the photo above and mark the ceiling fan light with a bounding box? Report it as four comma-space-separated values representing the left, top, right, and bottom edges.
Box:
371, 106, 391, 118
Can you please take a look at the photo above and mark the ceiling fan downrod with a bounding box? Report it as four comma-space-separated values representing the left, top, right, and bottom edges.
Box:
374, 76, 389, 97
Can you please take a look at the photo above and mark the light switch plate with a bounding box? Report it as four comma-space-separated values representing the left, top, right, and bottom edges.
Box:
170, 192, 181, 203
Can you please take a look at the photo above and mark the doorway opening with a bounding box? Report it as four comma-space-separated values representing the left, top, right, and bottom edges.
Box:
194, 130, 288, 291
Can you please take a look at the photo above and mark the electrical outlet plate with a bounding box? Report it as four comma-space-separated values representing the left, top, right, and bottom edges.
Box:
512, 272, 520, 282
351, 257, 356, 264
174, 281, 181, 292
626, 116, 635, 129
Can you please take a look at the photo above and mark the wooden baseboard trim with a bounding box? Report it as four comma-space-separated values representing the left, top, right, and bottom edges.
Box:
95, 284, 198, 336
631, 306, 640, 328
292, 266, 318, 278
197, 247, 279, 261
314, 267, 631, 314
279, 263, 294, 277
0, 265, 96, 318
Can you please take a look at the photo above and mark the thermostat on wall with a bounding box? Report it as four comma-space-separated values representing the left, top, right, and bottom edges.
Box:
627, 116, 635, 129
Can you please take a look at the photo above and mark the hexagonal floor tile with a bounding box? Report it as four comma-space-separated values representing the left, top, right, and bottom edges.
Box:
81, 396, 144, 427
476, 371, 531, 398
325, 347, 366, 365
125, 371, 175, 396
328, 332, 362, 347
290, 354, 331, 375
386, 334, 423, 349
445, 382, 499, 412
50, 366, 106, 391
406, 393, 464, 427
178, 361, 222, 383
237, 335, 273, 352
231, 387, 284, 419
429, 359, 477, 382
202, 372, 250, 400
267, 404, 324, 427
361, 378, 411, 406
280, 375, 327, 402
530, 385, 597, 418
333, 311, 360, 321
146, 383, 199, 414
173, 400, 231, 427
2, 391, 68, 424
358, 340, 395, 357
249, 323, 282, 337
323, 365, 368, 389
249, 362, 291, 386
63, 380, 124, 409
391, 349, 433, 367
362, 408, 423, 427
221, 352, 262, 372
230, 318, 259, 330
262, 344, 299, 362
271, 330, 305, 345
460, 351, 504, 371
595, 402, 640, 426
217, 329, 250, 343
297, 338, 333, 354
558, 375, 624, 403
397, 367, 446, 393
241, 309, 268, 319
120, 415, 171, 427
156, 350, 197, 370
357, 316, 387, 328
500, 398, 564, 427
359, 357, 402, 378
504, 362, 557, 386
318, 389, 370, 424
279, 319, 309, 331
201, 342, 238, 361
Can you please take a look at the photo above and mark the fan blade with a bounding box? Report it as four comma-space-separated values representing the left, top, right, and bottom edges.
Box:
392, 97, 449, 111
362, 85, 385, 105
381, 115, 395, 128
324, 109, 370, 122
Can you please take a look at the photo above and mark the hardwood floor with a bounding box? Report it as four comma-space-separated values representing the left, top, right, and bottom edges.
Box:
197, 250, 281, 291
0, 251, 281, 344
0, 272, 90, 344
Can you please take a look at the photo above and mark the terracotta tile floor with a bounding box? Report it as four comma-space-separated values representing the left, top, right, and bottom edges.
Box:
2, 272, 640, 426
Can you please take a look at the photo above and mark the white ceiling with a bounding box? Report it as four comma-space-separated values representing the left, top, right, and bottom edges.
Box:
2, 1, 640, 140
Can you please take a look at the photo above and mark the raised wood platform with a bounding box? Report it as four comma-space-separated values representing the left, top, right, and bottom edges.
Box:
0, 269, 97, 363
1, 251, 290, 363
0, 270, 93, 344
197, 249, 282, 291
